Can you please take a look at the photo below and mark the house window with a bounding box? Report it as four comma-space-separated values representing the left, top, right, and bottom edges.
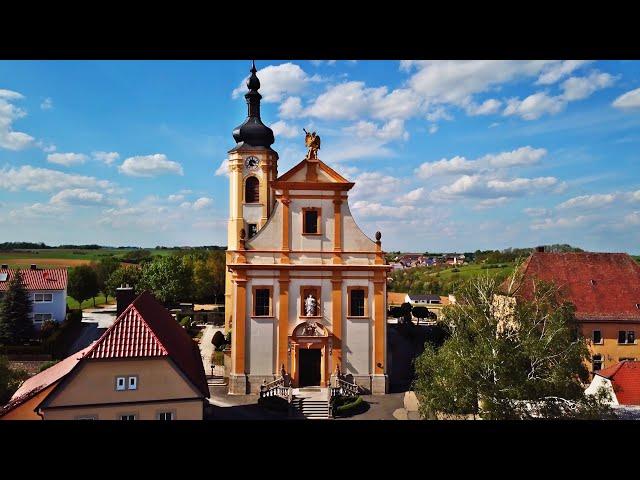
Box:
348, 288, 367, 317
302, 208, 320, 235
618, 330, 636, 344
34, 293, 53, 302
253, 287, 272, 317
120, 414, 136, 420
592, 354, 603, 371
76, 415, 97, 420
128, 376, 138, 390
245, 176, 260, 203
116, 376, 126, 391
33, 313, 53, 323
158, 412, 174, 420
248, 223, 258, 239
592, 330, 602, 344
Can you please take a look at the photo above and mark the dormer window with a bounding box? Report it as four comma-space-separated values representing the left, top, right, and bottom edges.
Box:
245, 176, 260, 203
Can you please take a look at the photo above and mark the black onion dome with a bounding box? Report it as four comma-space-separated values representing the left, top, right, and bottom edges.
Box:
232, 61, 274, 148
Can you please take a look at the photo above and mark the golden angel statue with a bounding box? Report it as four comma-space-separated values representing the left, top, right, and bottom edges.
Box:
303, 128, 321, 159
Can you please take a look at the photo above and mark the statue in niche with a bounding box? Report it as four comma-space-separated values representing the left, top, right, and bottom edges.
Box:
304, 293, 318, 317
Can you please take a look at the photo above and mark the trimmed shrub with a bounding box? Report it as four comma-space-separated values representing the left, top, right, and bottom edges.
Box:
333, 396, 367, 417
212, 331, 226, 349
211, 351, 224, 366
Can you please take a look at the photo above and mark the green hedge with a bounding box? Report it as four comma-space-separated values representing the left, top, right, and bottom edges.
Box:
333, 396, 367, 417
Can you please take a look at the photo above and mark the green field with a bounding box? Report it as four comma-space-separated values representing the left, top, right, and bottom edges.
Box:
428, 262, 516, 281
67, 294, 115, 310
0, 248, 179, 268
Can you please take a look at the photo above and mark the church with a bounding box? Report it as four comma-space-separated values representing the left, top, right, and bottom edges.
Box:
224, 63, 390, 395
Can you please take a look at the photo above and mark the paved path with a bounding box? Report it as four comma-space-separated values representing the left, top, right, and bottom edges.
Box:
198, 325, 225, 376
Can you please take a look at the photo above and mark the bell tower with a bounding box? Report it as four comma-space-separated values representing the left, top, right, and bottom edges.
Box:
225, 61, 279, 331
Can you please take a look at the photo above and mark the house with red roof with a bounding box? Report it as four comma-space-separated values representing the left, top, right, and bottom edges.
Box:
1, 291, 209, 420
0, 265, 68, 327
510, 250, 640, 375
585, 361, 640, 405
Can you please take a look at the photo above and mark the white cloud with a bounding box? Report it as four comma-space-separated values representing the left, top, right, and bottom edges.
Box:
9, 202, 69, 219
344, 119, 408, 141
321, 141, 395, 163
168, 194, 185, 202
306, 81, 421, 121
557, 189, 640, 210
47, 152, 88, 166
523, 207, 549, 217
192, 197, 213, 210
118, 154, 183, 177
487, 176, 559, 195
429, 124, 438, 134
279, 96, 304, 118
351, 200, 417, 219
536, 60, 592, 85
350, 171, 404, 200
232, 63, 317, 103
561, 71, 616, 101
425, 106, 452, 122
481, 146, 547, 168
397, 187, 426, 204
416, 156, 478, 179
530, 215, 590, 230
92, 151, 120, 166
40, 97, 53, 110
405, 60, 555, 106
436, 175, 560, 199
50, 188, 126, 207
464, 98, 502, 116
503, 92, 566, 120
271, 120, 299, 139
473, 197, 509, 210
215, 159, 229, 177
612, 87, 640, 110
0, 165, 116, 193
0, 90, 35, 150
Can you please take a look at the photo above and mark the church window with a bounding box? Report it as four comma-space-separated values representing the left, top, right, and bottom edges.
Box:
245, 176, 260, 203
253, 287, 272, 317
348, 287, 368, 317
302, 208, 321, 235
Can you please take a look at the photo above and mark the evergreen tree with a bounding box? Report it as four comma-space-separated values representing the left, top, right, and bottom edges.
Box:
0, 270, 35, 345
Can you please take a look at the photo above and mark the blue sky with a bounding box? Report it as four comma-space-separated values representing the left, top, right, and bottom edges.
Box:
1, 60, 639, 253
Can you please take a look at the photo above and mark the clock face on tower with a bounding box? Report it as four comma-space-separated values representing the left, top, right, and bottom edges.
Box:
245, 156, 260, 170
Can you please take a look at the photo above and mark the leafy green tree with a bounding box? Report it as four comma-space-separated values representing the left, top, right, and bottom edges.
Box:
68, 265, 100, 308
0, 270, 35, 345
0, 355, 30, 404
413, 276, 613, 420
105, 265, 142, 299
93, 257, 121, 303
192, 251, 225, 303
139, 256, 193, 305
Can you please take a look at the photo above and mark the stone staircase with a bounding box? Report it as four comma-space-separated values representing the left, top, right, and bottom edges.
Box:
207, 375, 226, 386
291, 388, 330, 419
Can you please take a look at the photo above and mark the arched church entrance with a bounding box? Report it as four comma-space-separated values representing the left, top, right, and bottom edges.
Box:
290, 322, 331, 388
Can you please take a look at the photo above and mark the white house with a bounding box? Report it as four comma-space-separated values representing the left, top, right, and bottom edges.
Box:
0, 265, 68, 327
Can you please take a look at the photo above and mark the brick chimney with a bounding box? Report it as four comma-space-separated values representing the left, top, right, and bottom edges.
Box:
116, 285, 136, 317
1, 264, 8, 269
535, 246, 545, 253
30, 264, 37, 270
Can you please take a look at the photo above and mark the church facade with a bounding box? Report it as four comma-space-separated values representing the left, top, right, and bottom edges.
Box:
224, 63, 390, 395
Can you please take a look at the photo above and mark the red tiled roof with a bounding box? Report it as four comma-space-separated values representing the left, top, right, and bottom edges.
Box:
596, 361, 640, 405
0, 268, 67, 291
0, 344, 94, 417
513, 252, 640, 321
84, 291, 209, 397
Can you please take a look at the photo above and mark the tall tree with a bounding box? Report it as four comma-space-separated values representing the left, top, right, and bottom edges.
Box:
93, 257, 121, 303
413, 276, 613, 419
105, 265, 142, 299
68, 265, 100, 309
0, 270, 34, 345
139, 255, 193, 305
0, 355, 30, 404
192, 252, 225, 303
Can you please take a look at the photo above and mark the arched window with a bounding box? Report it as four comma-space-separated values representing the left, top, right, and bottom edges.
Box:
245, 177, 259, 203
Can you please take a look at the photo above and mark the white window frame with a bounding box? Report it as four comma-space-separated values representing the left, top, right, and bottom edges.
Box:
120, 414, 136, 420
128, 376, 138, 390
592, 354, 603, 371
33, 313, 53, 323
116, 376, 126, 391
592, 330, 603, 344
157, 411, 174, 420
34, 293, 53, 303
76, 415, 97, 420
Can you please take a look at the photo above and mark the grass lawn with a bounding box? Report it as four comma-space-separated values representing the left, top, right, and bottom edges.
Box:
67, 294, 115, 310
428, 262, 516, 281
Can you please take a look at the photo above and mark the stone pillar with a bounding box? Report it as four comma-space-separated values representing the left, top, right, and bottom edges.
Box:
278, 270, 290, 374
229, 270, 248, 394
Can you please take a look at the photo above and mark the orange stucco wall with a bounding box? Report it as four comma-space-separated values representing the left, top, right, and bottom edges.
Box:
582, 322, 640, 370
0, 384, 57, 420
